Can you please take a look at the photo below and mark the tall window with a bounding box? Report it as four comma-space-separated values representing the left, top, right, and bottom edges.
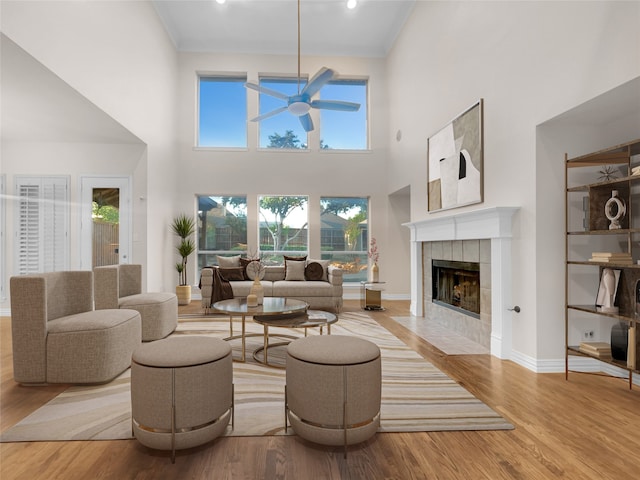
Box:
258, 77, 308, 149
198, 75, 247, 148
259, 195, 308, 264
197, 195, 248, 277
14, 176, 69, 275
319, 79, 368, 150
320, 196, 368, 282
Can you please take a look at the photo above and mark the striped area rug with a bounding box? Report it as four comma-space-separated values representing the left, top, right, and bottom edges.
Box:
0, 311, 512, 442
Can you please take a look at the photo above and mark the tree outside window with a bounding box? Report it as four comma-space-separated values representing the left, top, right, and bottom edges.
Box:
258, 195, 308, 264
258, 77, 308, 149
196, 195, 248, 277
320, 197, 369, 282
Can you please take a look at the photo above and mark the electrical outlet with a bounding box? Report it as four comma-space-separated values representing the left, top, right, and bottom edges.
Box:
583, 330, 595, 339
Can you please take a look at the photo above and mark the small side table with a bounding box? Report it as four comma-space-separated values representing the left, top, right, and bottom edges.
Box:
360, 281, 385, 311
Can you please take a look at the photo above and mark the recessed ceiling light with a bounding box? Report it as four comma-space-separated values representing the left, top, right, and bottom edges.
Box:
347, 0, 357, 10
216, 0, 226, 5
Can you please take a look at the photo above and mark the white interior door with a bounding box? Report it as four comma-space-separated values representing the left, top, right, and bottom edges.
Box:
80, 176, 131, 270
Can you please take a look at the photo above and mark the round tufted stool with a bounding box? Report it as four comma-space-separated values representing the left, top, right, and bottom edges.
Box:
131, 336, 233, 463
285, 335, 381, 457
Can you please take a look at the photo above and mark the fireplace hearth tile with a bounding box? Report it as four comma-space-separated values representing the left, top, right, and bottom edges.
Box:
392, 316, 489, 355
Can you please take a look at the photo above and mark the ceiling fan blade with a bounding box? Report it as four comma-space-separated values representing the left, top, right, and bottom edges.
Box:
250, 106, 288, 122
244, 82, 290, 101
298, 113, 314, 132
300, 67, 335, 98
310, 100, 361, 112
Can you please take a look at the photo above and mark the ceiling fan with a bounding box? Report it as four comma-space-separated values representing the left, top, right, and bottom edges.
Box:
244, 0, 361, 132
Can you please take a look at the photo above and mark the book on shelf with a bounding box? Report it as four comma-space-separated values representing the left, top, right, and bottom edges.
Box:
627, 326, 636, 369
588, 252, 633, 264
588, 258, 634, 264
579, 341, 612, 358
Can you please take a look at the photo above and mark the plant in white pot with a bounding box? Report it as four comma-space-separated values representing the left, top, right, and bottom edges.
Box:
171, 213, 196, 305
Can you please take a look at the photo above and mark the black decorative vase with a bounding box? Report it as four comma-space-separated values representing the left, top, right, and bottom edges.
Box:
611, 322, 629, 361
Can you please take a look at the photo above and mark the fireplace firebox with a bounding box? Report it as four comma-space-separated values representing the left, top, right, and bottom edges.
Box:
432, 260, 480, 318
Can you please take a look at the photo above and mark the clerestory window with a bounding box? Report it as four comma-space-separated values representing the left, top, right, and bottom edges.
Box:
258, 76, 309, 150
198, 75, 247, 148
319, 79, 368, 150
256, 76, 368, 150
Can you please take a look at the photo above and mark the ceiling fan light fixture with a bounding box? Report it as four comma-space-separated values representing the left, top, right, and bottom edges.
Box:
244, 0, 360, 132
288, 101, 311, 116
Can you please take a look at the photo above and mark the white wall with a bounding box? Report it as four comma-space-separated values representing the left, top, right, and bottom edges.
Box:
1, 0, 178, 292
176, 51, 406, 295
386, 1, 640, 365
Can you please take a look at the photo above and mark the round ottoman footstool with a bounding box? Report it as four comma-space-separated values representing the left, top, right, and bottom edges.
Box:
285, 335, 381, 457
131, 336, 233, 462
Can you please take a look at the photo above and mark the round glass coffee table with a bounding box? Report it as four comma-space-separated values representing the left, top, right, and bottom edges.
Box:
213, 297, 309, 362
253, 310, 338, 368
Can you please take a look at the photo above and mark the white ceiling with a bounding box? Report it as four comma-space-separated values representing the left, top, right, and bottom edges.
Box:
151, 0, 416, 58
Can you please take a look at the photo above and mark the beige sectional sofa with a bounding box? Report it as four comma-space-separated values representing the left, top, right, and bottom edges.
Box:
200, 260, 343, 312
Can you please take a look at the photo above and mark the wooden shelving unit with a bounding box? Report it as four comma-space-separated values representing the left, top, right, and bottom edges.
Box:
565, 139, 640, 389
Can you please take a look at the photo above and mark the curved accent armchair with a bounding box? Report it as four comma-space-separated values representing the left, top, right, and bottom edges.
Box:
10, 271, 142, 385
94, 264, 177, 341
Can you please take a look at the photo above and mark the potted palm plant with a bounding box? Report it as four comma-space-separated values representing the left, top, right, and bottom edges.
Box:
171, 213, 196, 305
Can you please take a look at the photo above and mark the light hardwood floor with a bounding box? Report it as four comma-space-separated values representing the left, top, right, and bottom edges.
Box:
1, 300, 639, 479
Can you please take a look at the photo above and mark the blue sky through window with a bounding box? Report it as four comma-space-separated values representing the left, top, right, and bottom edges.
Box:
258, 77, 308, 149
199, 76, 247, 148
199, 75, 367, 150
320, 80, 367, 150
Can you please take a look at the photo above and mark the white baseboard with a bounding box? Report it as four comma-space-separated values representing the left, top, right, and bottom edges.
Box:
509, 349, 640, 386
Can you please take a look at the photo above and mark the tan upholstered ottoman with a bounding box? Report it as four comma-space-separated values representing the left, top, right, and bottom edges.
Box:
285, 335, 381, 457
131, 336, 233, 462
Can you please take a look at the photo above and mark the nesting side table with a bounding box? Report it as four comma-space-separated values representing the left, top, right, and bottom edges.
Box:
360, 281, 385, 311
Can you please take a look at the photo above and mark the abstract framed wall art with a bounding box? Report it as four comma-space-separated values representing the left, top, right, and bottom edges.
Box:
427, 99, 484, 212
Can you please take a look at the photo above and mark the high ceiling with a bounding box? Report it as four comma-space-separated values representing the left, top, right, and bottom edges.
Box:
151, 0, 416, 58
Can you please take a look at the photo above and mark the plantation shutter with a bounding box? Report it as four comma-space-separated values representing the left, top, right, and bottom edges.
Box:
15, 176, 69, 275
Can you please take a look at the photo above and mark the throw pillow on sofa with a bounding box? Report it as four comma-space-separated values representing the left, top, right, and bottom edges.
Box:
219, 267, 245, 282
217, 255, 241, 268
305, 262, 324, 281
285, 259, 306, 281
283, 254, 306, 277
306, 259, 330, 281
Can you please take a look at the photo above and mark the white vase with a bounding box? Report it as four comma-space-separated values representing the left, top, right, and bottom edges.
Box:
370, 263, 379, 283
250, 277, 264, 305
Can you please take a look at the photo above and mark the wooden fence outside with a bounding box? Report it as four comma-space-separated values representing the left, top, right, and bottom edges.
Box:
93, 221, 119, 268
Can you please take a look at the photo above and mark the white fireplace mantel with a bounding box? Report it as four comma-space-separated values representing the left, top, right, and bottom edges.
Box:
404, 207, 519, 359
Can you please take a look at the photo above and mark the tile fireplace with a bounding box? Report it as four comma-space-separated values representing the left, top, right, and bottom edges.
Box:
404, 207, 519, 359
